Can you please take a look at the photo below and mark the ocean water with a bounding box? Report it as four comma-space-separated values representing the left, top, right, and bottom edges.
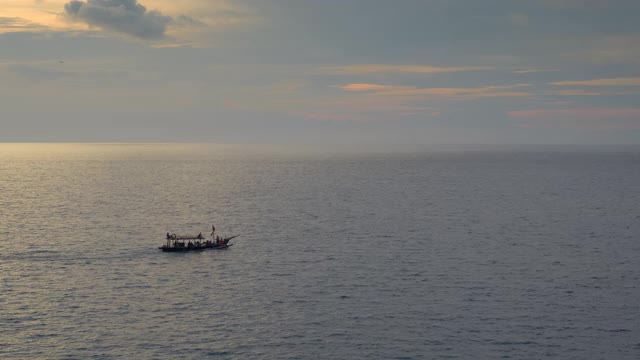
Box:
1, 143, 639, 359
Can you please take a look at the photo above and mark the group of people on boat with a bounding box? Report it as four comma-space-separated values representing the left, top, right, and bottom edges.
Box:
164, 232, 229, 249
165, 232, 205, 240
160, 224, 237, 251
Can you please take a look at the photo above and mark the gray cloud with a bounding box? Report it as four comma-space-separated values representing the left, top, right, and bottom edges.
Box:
174, 15, 205, 28
63, 0, 172, 39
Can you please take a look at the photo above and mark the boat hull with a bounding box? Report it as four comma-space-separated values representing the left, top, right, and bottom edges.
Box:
160, 244, 233, 252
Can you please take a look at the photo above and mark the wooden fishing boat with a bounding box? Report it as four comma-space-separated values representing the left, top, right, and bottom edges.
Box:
159, 225, 238, 252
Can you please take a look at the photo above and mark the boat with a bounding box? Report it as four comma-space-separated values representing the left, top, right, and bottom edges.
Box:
159, 225, 239, 252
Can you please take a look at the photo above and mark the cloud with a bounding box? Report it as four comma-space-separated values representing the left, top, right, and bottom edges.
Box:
223, 78, 438, 121
548, 89, 640, 96
340, 83, 397, 92
319, 64, 493, 75
63, 0, 173, 39
573, 35, 640, 65
0, 16, 49, 33
340, 83, 531, 99
173, 15, 205, 28
546, 78, 640, 96
512, 68, 559, 74
508, 108, 640, 118
550, 77, 640, 86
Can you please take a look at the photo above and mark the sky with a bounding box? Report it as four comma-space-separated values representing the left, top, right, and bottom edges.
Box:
2, 0, 640, 146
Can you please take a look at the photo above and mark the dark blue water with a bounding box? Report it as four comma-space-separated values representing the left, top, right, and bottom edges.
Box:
1, 144, 639, 359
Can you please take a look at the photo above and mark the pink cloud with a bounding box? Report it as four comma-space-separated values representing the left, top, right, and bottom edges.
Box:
340, 83, 531, 99
512, 68, 559, 74
340, 83, 400, 92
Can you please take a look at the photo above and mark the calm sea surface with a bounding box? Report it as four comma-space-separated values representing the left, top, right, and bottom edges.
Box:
1, 143, 639, 359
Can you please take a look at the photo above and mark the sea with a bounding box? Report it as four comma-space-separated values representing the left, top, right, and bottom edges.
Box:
1, 143, 639, 359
